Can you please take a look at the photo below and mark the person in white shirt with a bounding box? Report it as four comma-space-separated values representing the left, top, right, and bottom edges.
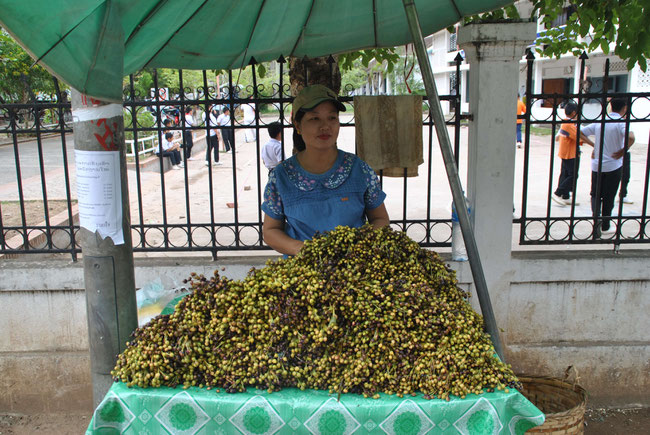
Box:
581, 98, 635, 235
156, 132, 183, 170
217, 107, 234, 152
261, 122, 283, 172
182, 106, 195, 160
242, 103, 257, 142
202, 106, 223, 167
163, 118, 181, 140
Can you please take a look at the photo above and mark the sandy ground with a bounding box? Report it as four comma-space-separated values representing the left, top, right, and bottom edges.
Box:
0, 413, 90, 435
1, 407, 649, 434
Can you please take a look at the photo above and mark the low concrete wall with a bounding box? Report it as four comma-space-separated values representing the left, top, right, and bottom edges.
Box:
1, 250, 648, 412
455, 249, 650, 408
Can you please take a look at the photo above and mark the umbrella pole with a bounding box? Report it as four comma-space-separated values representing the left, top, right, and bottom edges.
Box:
401, 0, 505, 361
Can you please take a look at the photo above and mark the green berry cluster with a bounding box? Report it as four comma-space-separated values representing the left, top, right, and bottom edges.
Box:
112, 225, 519, 400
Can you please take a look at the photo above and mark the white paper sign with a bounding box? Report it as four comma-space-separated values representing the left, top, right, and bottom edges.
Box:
74, 150, 124, 245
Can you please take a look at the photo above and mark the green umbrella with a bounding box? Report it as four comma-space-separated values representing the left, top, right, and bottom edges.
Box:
0, 0, 512, 102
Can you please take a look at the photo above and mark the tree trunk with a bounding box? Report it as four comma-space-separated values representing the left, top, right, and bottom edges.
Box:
289, 56, 342, 96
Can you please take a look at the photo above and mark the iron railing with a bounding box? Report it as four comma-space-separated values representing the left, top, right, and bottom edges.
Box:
0, 56, 464, 259
2, 52, 648, 259
518, 52, 650, 246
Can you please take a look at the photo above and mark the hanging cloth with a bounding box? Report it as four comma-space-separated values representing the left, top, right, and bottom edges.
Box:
354, 95, 424, 177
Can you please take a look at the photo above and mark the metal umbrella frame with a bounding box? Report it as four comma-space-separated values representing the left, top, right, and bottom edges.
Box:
402, 0, 504, 360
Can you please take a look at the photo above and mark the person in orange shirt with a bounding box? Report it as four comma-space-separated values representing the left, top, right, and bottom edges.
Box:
552, 102, 594, 206
516, 96, 526, 148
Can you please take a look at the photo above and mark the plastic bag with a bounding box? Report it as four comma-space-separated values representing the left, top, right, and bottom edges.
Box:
136, 278, 190, 326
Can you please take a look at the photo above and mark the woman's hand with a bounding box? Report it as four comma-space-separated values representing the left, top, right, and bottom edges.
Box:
262, 214, 304, 256
366, 203, 390, 229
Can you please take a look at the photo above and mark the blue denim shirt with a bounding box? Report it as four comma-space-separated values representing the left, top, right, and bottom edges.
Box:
262, 150, 386, 242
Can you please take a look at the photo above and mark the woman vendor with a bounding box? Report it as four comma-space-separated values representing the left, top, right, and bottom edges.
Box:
261, 84, 390, 255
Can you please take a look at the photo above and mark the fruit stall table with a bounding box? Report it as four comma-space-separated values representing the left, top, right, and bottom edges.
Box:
87, 287, 545, 434
86, 382, 544, 434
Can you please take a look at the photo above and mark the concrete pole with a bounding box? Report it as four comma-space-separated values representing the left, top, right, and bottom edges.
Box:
402, 0, 505, 360
458, 23, 536, 349
71, 90, 138, 408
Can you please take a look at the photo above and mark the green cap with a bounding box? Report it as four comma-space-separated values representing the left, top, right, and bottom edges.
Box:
291, 85, 346, 122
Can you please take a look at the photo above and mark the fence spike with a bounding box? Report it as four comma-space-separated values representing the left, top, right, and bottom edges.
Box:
277, 55, 286, 63
454, 52, 464, 62
579, 51, 589, 60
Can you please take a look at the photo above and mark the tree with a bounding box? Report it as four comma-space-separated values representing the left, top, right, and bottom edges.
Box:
463, 1, 650, 71
291, 1, 649, 100
533, 0, 649, 71
125, 69, 155, 99
341, 61, 371, 94
287, 49, 399, 98
388, 54, 425, 96
0, 28, 57, 102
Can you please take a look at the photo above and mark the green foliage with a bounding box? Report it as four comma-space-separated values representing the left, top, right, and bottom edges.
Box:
337, 49, 426, 97
123, 108, 156, 148
158, 69, 205, 94
341, 61, 369, 94
338, 49, 406, 96
389, 54, 425, 96
125, 68, 216, 99
459, 4, 521, 25
225, 61, 288, 99
462, 1, 649, 72
533, 0, 649, 71
339, 48, 400, 73
0, 28, 58, 102
126, 69, 154, 98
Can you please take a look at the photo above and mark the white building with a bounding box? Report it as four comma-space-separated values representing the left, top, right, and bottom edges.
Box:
426, 8, 650, 143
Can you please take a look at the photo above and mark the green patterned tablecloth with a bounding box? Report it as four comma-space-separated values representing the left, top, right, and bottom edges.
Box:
86, 381, 544, 434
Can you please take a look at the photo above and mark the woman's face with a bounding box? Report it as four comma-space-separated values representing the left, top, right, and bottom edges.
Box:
295, 101, 340, 152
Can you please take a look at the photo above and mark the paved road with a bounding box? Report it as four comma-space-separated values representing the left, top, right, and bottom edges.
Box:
0, 134, 76, 201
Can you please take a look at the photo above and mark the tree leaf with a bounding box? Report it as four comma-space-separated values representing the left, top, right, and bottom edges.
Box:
257, 64, 267, 79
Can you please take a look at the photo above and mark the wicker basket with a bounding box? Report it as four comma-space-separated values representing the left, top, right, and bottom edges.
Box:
517, 375, 587, 434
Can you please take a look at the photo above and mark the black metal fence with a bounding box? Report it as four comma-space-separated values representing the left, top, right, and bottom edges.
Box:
1, 53, 649, 259
0, 57, 464, 258
518, 52, 650, 245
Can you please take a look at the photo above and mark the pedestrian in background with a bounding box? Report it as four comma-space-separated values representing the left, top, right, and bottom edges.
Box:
156, 132, 183, 170
242, 103, 257, 143
217, 107, 235, 153
163, 118, 181, 141
552, 102, 594, 206
203, 106, 223, 167
261, 122, 283, 173
619, 146, 633, 204
581, 98, 635, 235
516, 95, 526, 148
182, 106, 195, 160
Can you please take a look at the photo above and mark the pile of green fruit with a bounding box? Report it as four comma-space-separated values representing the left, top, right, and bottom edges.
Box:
113, 225, 519, 400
